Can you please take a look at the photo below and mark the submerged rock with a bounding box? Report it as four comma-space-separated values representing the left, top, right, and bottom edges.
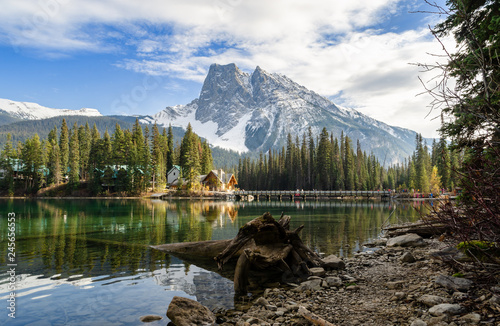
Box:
139, 315, 163, 322
166, 296, 215, 326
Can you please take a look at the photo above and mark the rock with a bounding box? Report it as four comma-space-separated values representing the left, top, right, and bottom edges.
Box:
401, 252, 416, 263
323, 255, 345, 270
266, 305, 277, 311
309, 267, 326, 277
166, 296, 215, 326
434, 275, 473, 292
254, 297, 270, 306
387, 233, 426, 247
324, 276, 343, 288
452, 291, 468, 301
429, 315, 451, 325
386, 281, 405, 289
246, 317, 269, 325
429, 247, 469, 262
363, 238, 388, 247
459, 313, 481, 324
394, 292, 406, 300
140, 315, 163, 322
346, 285, 360, 291
410, 319, 428, 326
489, 295, 500, 308
417, 294, 450, 307
428, 303, 464, 316
236, 321, 250, 326
295, 279, 323, 292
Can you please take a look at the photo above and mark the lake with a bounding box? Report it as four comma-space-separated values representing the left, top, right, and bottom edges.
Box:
0, 198, 424, 325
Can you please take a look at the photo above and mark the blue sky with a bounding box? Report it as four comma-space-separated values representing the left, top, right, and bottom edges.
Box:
0, 0, 450, 137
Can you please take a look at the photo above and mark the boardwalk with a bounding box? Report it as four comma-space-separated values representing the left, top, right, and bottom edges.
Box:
234, 190, 391, 201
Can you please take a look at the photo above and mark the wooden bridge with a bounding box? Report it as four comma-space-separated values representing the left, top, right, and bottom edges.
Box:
234, 190, 392, 201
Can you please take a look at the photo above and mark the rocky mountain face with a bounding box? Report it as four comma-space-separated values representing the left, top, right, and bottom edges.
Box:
0, 98, 102, 122
145, 63, 420, 164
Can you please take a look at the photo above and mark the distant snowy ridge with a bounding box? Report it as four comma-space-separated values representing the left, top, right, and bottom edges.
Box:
0, 98, 102, 120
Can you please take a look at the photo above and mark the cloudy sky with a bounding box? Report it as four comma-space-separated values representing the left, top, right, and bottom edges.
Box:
0, 0, 451, 137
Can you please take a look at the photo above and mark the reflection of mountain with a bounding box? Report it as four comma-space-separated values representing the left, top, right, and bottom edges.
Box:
151, 259, 234, 309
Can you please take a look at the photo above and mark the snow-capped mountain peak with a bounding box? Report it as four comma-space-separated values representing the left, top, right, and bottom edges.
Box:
0, 98, 102, 120
143, 63, 422, 163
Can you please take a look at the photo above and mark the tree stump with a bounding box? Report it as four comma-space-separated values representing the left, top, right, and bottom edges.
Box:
152, 212, 325, 294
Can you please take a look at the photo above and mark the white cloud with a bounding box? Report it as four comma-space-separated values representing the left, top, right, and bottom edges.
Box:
0, 0, 452, 137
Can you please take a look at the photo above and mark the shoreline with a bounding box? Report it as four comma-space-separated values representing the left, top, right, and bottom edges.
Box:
209, 235, 498, 326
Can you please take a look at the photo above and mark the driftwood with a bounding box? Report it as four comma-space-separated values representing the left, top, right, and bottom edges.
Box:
152, 212, 325, 294
383, 220, 449, 238
298, 306, 335, 326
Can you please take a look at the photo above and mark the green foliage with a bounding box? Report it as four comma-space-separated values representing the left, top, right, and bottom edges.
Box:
457, 240, 499, 261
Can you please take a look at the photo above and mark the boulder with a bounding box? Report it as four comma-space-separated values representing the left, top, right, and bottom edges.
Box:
387, 233, 426, 247
166, 296, 215, 326
434, 274, 473, 292
417, 294, 450, 307
428, 303, 463, 316
323, 255, 345, 270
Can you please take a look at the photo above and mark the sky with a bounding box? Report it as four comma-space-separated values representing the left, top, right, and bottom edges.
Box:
0, 0, 452, 138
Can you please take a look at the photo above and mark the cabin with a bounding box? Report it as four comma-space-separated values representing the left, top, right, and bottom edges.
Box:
0, 159, 49, 180
167, 165, 181, 186
202, 169, 237, 191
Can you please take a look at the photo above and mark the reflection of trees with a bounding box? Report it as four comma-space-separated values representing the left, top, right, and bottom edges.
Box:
0, 199, 424, 280
230, 200, 424, 257
0, 199, 243, 279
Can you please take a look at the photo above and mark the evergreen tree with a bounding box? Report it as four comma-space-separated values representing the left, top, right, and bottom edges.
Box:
68, 123, 80, 187
316, 128, 331, 190
1, 133, 16, 194
21, 134, 43, 192
59, 119, 69, 179
166, 124, 174, 171
343, 135, 355, 190
200, 140, 213, 175
180, 123, 201, 190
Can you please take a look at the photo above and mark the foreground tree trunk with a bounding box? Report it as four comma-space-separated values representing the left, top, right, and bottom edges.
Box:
152, 212, 325, 294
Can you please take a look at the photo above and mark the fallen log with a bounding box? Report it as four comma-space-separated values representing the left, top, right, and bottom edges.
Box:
152, 212, 325, 295
383, 220, 449, 238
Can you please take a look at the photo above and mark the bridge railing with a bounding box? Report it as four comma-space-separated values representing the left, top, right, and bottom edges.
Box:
234, 190, 391, 197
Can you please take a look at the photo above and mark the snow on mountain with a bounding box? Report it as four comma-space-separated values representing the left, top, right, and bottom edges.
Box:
144, 63, 423, 164
0, 98, 102, 120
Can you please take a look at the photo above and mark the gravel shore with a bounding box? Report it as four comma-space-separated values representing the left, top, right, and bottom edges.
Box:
214, 236, 500, 326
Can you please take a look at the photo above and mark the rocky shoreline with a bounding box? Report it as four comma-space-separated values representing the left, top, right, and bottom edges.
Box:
164, 232, 500, 326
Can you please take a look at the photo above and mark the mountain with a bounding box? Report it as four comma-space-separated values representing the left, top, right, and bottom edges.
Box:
143, 63, 422, 164
0, 98, 102, 124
